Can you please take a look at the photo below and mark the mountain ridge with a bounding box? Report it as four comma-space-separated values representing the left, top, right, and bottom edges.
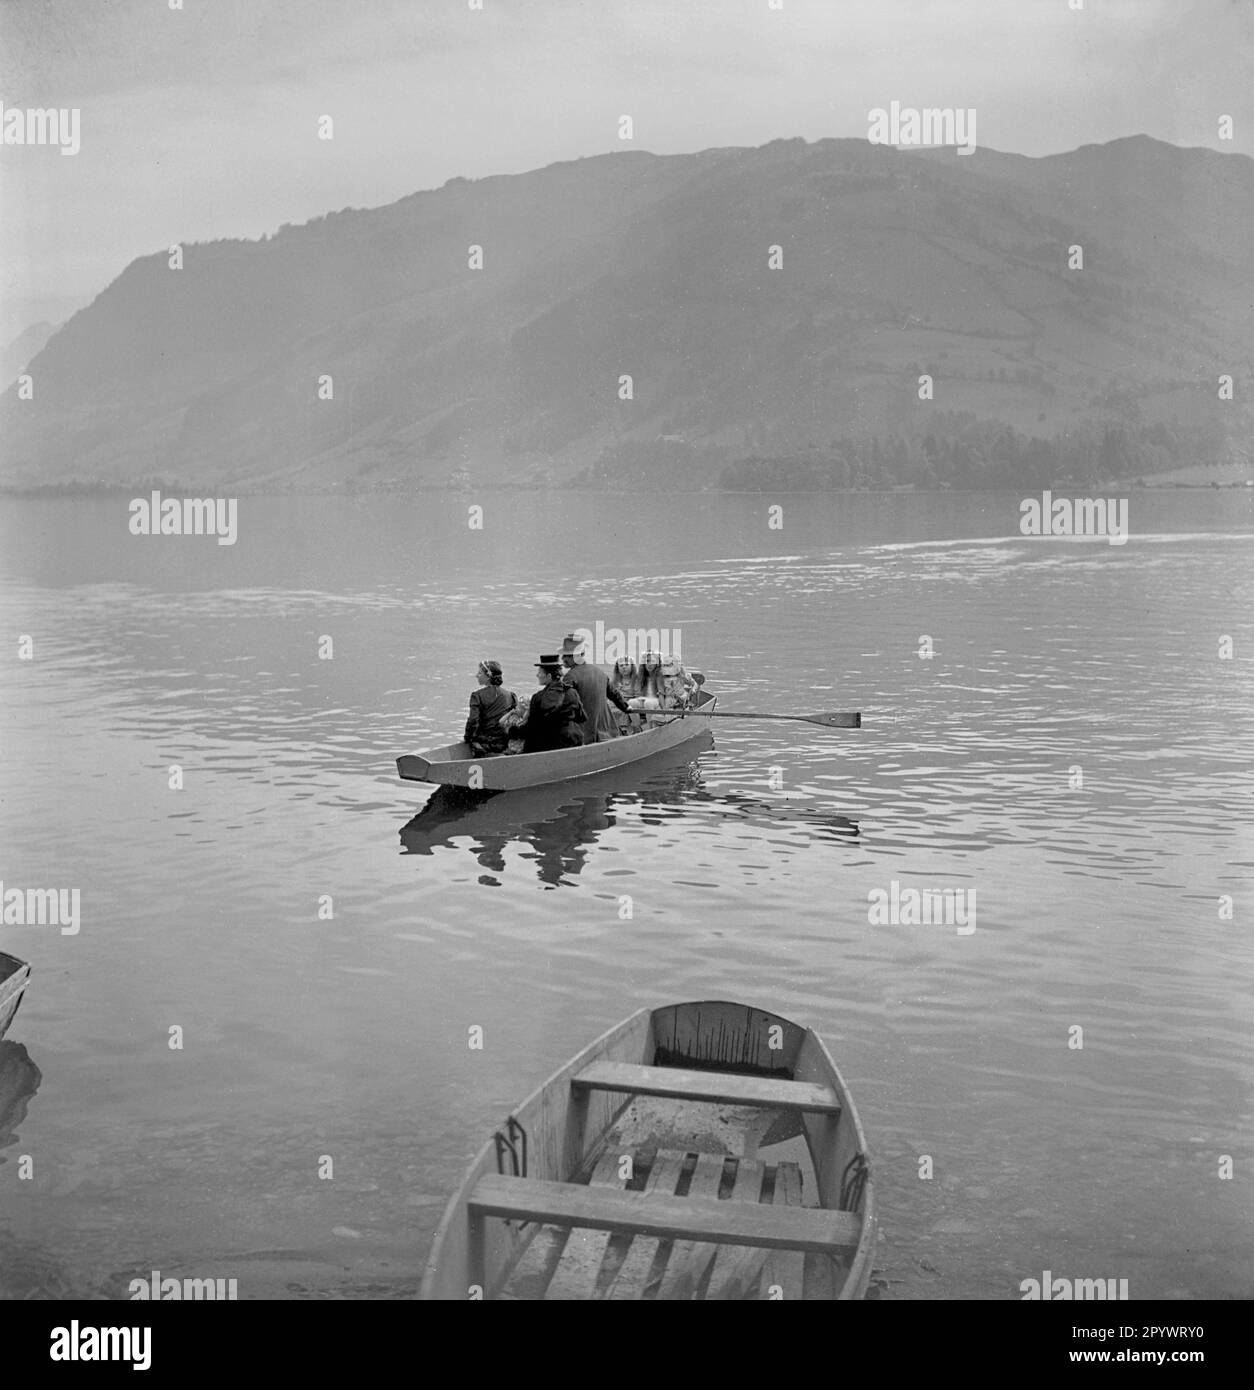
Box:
3, 134, 1250, 491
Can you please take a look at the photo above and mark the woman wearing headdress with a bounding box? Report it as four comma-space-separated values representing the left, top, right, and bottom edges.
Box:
463, 659, 516, 757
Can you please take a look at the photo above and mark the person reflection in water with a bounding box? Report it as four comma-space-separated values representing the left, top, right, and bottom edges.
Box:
531, 796, 613, 887
0, 1040, 41, 1156
398, 744, 723, 888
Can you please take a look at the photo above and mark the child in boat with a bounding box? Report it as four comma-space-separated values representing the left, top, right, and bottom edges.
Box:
610, 657, 641, 700
658, 656, 696, 709
638, 651, 663, 702
610, 657, 642, 732
624, 651, 665, 715
464, 660, 516, 757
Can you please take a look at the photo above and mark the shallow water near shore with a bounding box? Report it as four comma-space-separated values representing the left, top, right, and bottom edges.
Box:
1, 487, 1252, 1299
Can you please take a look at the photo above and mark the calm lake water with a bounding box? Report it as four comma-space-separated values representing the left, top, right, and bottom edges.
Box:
1, 489, 1252, 1300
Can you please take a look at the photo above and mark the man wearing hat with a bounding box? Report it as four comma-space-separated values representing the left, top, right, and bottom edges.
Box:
521, 653, 587, 753
561, 632, 631, 742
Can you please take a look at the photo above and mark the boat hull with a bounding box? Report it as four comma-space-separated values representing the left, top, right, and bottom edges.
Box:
420, 999, 876, 1300
0, 953, 31, 1040
398, 690, 716, 791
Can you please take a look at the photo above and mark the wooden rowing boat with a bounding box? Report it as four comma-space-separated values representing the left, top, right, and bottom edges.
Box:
0, 953, 31, 1040
398, 688, 717, 791
400, 735, 711, 851
421, 999, 876, 1300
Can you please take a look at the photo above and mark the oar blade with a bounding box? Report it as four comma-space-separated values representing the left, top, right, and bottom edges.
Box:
701, 709, 863, 728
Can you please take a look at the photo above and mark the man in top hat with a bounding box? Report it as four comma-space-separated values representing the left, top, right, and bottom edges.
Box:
521, 653, 587, 753
561, 632, 631, 742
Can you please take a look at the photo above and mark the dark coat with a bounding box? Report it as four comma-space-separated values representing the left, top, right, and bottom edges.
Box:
521, 679, 586, 752
464, 684, 516, 756
563, 663, 630, 742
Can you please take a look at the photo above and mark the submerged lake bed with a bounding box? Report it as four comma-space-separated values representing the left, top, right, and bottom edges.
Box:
1, 488, 1252, 1299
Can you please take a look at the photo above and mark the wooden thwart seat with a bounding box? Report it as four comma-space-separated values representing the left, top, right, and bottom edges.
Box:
471, 1173, 862, 1254
571, 1060, 841, 1115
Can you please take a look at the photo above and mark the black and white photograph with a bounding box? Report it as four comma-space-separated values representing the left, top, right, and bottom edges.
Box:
1, 0, 1251, 1353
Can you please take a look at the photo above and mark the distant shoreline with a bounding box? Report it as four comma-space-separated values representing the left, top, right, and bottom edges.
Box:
2, 478, 1249, 499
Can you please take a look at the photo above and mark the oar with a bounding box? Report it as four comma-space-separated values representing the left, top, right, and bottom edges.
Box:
701, 710, 861, 729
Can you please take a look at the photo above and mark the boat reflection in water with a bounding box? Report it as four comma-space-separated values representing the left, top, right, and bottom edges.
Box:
0, 954, 40, 1168
399, 736, 858, 888
0, 1040, 41, 1161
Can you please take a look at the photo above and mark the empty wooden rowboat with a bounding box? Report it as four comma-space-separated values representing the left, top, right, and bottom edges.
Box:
420, 999, 876, 1300
0, 953, 31, 1040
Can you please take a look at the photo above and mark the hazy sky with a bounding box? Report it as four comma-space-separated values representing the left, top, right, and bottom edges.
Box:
1, 0, 1251, 336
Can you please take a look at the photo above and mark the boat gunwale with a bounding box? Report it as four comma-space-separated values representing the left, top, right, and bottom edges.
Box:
0, 952, 31, 1040
419, 1006, 653, 1300
803, 1022, 877, 1298
0, 950, 30, 984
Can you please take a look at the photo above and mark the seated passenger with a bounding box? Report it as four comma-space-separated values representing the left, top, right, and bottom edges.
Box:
610, 657, 641, 700
638, 651, 663, 701
561, 633, 629, 742
658, 656, 697, 709
624, 652, 667, 714
521, 654, 586, 752
464, 660, 516, 756
610, 658, 642, 731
